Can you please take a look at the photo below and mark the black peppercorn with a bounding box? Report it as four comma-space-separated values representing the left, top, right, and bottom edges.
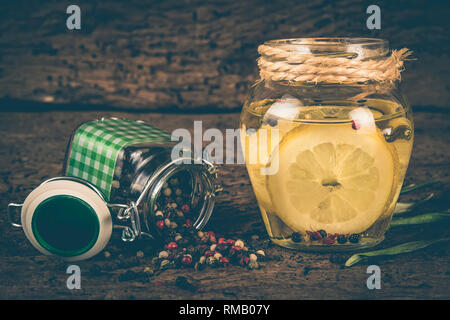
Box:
264, 115, 278, 127
216, 243, 229, 253
291, 232, 302, 243
349, 234, 360, 243
337, 235, 348, 244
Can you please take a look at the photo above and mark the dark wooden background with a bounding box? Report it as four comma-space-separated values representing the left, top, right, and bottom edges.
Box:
0, 0, 449, 300
0, 0, 449, 111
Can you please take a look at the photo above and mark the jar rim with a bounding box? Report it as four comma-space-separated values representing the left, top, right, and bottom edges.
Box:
262, 37, 389, 60
263, 37, 388, 47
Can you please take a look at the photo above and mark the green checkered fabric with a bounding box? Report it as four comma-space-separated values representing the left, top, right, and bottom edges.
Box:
65, 118, 171, 200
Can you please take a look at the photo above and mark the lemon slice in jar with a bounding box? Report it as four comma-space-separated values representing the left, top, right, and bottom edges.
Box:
241, 124, 280, 210
266, 124, 398, 235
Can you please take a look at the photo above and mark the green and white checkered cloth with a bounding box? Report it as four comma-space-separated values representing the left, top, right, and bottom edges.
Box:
65, 118, 171, 200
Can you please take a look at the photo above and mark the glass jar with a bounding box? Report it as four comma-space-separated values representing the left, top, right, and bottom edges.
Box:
8, 118, 220, 260
240, 38, 413, 251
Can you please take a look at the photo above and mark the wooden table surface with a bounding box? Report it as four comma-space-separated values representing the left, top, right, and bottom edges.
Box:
0, 110, 449, 299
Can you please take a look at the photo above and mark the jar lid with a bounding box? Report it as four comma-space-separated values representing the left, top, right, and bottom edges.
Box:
21, 177, 112, 261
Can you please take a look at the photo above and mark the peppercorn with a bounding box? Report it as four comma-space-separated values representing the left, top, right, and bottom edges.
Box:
159, 251, 169, 259
185, 219, 193, 227
163, 188, 172, 197
164, 218, 171, 228
160, 259, 172, 270
136, 250, 144, 258
349, 234, 361, 243
249, 253, 258, 262
309, 231, 322, 241
206, 256, 218, 267
181, 254, 193, 266
318, 230, 327, 238
156, 220, 164, 229
143, 266, 154, 275
291, 232, 302, 243
216, 243, 229, 253
167, 242, 178, 250
218, 237, 227, 244
234, 239, 245, 248
337, 235, 348, 244
322, 237, 336, 245
197, 231, 205, 238
352, 119, 361, 130
208, 231, 217, 244
104, 251, 111, 259
176, 210, 184, 218
265, 115, 278, 127
181, 204, 190, 214
219, 257, 230, 266
231, 245, 242, 251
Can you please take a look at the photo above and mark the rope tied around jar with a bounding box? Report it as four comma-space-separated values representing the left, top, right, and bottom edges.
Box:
257, 44, 413, 83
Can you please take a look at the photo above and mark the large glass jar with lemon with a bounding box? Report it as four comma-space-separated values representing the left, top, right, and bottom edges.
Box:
240, 38, 413, 251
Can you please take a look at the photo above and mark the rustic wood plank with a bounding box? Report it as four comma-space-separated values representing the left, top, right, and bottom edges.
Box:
0, 110, 449, 299
0, 0, 449, 111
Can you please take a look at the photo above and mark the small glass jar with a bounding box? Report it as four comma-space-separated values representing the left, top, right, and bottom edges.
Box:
240, 38, 413, 251
8, 118, 220, 260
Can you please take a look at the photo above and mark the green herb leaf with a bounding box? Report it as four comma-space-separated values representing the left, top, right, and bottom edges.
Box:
394, 193, 434, 214
400, 179, 439, 194
391, 211, 450, 227
345, 237, 450, 267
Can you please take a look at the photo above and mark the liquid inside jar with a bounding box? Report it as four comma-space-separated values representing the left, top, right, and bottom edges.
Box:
240, 98, 413, 250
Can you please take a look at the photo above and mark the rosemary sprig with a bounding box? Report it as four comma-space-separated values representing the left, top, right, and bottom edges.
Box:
390, 210, 450, 227
400, 179, 440, 194
394, 193, 434, 214
345, 237, 450, 267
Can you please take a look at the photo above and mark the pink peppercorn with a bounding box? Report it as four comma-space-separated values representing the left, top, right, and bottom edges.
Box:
156, 220, 164, 229
181, 204, 190, 214
167, 242, 178, 250
218, 238, 227, 244
185, 219, 193, 227
352, 120, 361, 130
181, 255, 192, 265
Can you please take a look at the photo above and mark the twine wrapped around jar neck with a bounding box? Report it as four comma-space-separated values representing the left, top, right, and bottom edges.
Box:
257, 43, 412, 84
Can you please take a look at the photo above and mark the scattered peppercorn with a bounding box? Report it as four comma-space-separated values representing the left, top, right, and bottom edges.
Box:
181, 204, 190, 214
136, 250, 144, 258
349, 234, 361, 243
167, 242, 178, 250
181, 254, 193, 266
337, 235, 348, 244
156, 220, 164, 229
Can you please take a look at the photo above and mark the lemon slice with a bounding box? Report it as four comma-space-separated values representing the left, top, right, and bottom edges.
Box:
241, 124, 280, 210
267, 124, 397, 235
